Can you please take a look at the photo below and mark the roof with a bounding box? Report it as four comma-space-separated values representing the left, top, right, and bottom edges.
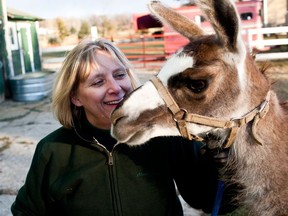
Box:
7, 7, 44, 21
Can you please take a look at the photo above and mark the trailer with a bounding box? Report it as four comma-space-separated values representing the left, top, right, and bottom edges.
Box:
133, 0, 264, 54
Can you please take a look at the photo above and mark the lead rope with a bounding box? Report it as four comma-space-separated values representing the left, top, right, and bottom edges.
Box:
211, 180, 225, 216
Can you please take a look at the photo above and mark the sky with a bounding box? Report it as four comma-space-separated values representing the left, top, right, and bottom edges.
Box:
5, 0, 183, 19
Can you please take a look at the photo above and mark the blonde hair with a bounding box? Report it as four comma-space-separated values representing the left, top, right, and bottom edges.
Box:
52, 38, 140, 128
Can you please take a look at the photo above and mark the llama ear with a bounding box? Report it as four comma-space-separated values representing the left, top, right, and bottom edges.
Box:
148, 1, 204, 40
195, 0, 241, 52
71, 95, 82, 107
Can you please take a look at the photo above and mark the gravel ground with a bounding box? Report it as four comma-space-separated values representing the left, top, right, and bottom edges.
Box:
0, 97, 61, 216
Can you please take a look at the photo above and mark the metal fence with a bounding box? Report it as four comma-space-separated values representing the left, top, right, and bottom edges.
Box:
42, 26, 288, 71
114, 34, 167, 70
103, 26, 288, 68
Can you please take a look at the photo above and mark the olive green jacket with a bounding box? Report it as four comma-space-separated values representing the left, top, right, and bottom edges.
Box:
11, 116, 232, 216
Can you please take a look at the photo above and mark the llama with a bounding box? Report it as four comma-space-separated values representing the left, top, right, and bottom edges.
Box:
111, 0, 288, 215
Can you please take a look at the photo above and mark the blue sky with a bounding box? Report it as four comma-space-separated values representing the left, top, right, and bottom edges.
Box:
5, 0, 182, 19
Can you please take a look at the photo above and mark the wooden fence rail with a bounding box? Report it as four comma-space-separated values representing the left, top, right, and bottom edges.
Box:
245, 26, 288, 61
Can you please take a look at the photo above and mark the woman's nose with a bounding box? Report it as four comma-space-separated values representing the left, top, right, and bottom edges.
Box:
108, 79, 122, 93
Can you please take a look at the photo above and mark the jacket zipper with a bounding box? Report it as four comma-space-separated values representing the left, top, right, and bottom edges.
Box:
92, 137, 121, 216
92, 137, 119, 166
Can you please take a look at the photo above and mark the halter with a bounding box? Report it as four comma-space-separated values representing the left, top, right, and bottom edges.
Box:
150, 76, 270, 148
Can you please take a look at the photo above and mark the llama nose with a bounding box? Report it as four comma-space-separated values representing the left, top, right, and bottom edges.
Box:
111, 107, 125, 126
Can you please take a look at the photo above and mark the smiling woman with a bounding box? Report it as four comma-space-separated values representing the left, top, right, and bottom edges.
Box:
52, 38, 139, 129
69, 49, 133, 129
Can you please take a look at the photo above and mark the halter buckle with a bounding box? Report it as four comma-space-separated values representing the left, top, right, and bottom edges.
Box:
173, 108, 188, 122
229, 117, 246, 127
258, 99, 269, 118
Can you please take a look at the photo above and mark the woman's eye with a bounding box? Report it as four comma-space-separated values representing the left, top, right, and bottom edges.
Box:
186, 80, 207, 93
114, 71, 127, 79
92, 80, 103, 87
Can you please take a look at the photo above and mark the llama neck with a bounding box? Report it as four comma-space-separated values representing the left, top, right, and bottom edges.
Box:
228, 91, 288, 215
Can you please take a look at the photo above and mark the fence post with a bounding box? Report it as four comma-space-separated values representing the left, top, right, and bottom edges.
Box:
141, 35, 146, 68
247, 29, 253, 53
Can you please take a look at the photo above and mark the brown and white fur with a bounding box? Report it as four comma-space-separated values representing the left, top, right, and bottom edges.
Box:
111, 0, 288, 215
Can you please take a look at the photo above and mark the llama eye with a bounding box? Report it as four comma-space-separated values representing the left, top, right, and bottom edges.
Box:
186, 80, 207, 93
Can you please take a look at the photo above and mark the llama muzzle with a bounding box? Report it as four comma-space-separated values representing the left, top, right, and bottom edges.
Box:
111, 107, 125, 126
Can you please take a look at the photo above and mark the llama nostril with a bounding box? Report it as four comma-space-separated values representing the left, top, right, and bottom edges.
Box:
111, 108, 125, 126
112, 115, 124, 126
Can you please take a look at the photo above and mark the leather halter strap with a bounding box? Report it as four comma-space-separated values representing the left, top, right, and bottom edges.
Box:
150, 76, 270, 148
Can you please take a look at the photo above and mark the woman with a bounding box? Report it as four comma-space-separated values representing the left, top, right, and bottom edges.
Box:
11, 38, 235, 215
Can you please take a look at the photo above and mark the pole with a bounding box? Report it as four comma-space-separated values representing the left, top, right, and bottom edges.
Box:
0, 0, 8, 99
0, 0, 9, 73
263, 0, 268, 27
0, 0, 13, 76
0, 0, 14, 99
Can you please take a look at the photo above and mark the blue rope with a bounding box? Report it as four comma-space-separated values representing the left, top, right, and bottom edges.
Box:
211, 180, 225, 216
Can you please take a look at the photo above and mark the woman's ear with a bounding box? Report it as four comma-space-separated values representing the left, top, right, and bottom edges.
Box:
71, 95, 82, 107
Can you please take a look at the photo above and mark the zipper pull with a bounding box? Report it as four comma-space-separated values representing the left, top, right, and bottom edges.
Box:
108, 152, 113, 165
93, 136, 115, 165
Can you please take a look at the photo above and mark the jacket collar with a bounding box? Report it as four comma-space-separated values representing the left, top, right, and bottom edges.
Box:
73, 111, 117, 151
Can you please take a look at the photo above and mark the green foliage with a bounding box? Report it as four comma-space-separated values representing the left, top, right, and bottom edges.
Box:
48, 37, 60, 45
89, 15, 116, 37
100, 17, 113, 37
70, 26, 77, 34
78, 21, 90, 39
56, 18, 69, 41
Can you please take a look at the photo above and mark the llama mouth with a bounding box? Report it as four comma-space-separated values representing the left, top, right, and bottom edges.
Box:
113, 128, 147, 145
200, 128, 230, 149
111, 112, 154, 145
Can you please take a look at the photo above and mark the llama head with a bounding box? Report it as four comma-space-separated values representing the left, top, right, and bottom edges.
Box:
111, 0, 270, 146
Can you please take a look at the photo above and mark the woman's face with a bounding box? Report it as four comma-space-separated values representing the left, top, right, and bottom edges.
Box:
71, 50, 133, 129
